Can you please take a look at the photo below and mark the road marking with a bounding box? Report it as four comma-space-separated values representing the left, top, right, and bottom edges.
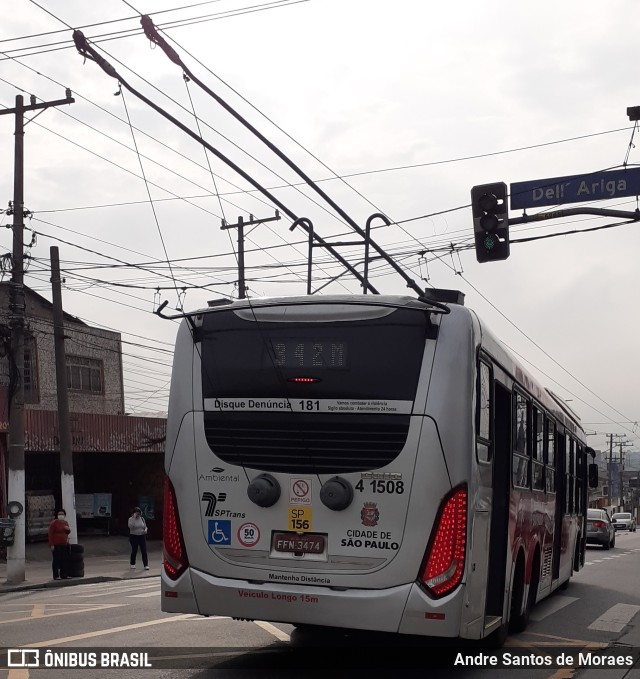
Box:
0, 604, 124, 625
530, 595, 578, 622
127, 590, 161, 598
7, 670, 29, 679
45, 577, 161, 596
548, 670, 575, 679
253, 620, 290, 641
23, 613, 199, 647
520, 631, 607, 647
2, 603, 121, 607
30, 604, 45, 619
76, 583, 159, 598
588, 604, 640, 633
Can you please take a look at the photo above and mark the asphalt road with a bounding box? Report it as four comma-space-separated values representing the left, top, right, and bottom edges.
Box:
1, 530, 640, 678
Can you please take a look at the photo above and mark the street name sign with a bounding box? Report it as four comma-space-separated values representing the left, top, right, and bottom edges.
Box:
510, 167, 640, 210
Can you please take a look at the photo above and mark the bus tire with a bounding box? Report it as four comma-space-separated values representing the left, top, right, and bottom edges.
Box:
508, 556, 527, 633
573, 538, 582, 571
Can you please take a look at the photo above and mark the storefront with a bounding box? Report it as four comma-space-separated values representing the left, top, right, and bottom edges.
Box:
20, 411, 166, 539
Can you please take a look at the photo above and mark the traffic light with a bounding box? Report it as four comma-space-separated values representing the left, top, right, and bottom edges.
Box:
471, 182, 510, 263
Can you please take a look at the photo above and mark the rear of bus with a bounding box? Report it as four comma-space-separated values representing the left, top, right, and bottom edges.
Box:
162, 295, 479, 638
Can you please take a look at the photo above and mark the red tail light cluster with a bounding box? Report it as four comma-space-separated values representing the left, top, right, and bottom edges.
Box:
163, 475, 188, 580
419, 485, 468, 598
592, 520, 606, 528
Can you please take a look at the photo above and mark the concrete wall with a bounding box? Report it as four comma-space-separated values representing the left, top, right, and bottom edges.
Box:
27, 316, 124, 415
0, 284, 125, 416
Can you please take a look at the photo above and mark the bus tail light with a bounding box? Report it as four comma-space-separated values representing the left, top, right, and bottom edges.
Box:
163, 475, 188, 580
418, 484, 467, 598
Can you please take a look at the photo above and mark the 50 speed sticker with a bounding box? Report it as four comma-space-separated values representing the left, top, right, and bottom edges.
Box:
237, 522, 260, 547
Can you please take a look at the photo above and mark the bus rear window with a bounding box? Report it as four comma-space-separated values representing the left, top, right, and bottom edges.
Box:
200, 307, 429, 401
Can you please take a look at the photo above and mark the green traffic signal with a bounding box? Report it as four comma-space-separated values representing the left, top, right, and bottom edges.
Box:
483, 233, 497, 251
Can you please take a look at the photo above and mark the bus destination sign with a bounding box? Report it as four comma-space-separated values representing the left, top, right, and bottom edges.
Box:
510, 167, 640, 210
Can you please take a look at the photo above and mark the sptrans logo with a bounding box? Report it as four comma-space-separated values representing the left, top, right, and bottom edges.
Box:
201, 492, 227, 517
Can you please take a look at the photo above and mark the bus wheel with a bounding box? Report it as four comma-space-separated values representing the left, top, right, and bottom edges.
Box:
508, 558, 527, 633
573, 539, 582, 571
510, 551, 540, 634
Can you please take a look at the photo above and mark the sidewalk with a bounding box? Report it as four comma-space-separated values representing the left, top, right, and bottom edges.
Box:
0, 535, 162, 593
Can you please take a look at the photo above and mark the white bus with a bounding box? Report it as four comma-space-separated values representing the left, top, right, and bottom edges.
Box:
161, 292, 597, 644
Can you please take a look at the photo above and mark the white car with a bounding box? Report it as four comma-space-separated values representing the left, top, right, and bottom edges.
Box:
612, 512, 637, 532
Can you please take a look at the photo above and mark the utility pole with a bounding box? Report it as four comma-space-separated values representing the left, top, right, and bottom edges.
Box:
608, 434, 613, 508
618, 440, 633, 510
220, 212, 280, 299
0, 91, 74, 584
50, 246, 77, 544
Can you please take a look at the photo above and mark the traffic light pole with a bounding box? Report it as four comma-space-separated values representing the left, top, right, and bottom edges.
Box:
0, 91, 74, 584
510, 205, 640, 227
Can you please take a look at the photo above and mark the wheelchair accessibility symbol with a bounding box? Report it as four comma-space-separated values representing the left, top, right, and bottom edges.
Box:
207, 520, 231, 545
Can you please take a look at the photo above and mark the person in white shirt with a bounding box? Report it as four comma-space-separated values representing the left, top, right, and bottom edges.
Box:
127, 507, 149, 570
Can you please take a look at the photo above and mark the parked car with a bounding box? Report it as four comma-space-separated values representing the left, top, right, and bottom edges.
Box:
586, 508, 616, 549
611, 512, 637, 532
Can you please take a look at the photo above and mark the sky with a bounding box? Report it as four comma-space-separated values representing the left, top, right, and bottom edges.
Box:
0, 0, 639, 462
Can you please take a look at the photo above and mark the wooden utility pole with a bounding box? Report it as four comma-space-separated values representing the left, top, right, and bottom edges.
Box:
608, 434, 613, 507
50, 246, 77, 544
0, 91, 74, 584
221, 212, 280, 298
618, 440, 633, 510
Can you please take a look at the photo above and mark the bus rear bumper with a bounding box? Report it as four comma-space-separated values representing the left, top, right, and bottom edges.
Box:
161, 568, 199, 615
163, 567, 464, 637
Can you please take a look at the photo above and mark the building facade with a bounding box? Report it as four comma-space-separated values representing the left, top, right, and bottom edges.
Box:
0, 282, 125, 416
0, 283, 165, 539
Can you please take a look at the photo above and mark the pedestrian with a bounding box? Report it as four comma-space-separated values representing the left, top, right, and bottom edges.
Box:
48, 508, 71, 580
128, 506, 149, 570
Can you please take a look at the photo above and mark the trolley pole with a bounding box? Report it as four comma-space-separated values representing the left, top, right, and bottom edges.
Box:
0, 91, 74, 584
221, 212, 280, 299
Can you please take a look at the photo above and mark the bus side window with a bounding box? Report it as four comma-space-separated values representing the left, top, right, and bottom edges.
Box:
512, 392, 530, 488
566, 438, 575, 514
476, 361, 492, 463
545, 420, 556, 493
575, 445, 583, 514
532, 406, 545, 490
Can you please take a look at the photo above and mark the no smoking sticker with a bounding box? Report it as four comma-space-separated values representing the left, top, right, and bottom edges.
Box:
289, 478, 312, 505
237, 522, 260, 547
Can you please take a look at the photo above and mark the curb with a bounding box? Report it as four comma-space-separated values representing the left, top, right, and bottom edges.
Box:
0, 572, 158, 594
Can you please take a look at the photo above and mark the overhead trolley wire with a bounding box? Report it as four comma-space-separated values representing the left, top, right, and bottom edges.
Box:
8, 0, 308, 60
70, 30, 375, 295
137, 14, 427, 296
